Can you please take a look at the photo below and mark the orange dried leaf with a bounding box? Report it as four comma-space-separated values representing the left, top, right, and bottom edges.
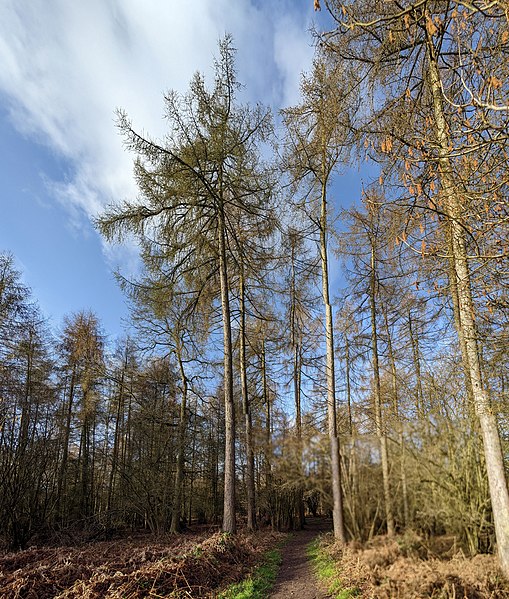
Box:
490, 76, 503, 89
426, 15, 438, 36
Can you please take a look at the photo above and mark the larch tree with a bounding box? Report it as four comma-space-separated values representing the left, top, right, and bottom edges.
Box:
282, 53, 357, 541
58, 310, 104, 521
320, 0, 509, 573
96, 36, 274, 534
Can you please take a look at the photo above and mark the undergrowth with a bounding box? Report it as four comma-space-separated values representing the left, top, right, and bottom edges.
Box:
307, 536, 361, 599
308, 533, 509, 599
0, 530, 285, 598
218, 547, 282, 599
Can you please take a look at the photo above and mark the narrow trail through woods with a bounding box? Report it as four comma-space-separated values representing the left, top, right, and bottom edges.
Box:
270, 517, 332, 599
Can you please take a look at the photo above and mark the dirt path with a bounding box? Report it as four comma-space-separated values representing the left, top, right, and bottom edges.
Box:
270, 517, 332, 599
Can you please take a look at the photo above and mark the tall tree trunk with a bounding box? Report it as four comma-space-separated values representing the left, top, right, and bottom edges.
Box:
218, 200, 236, 534
290, 238, 305, 529
370, 246, 395, 537
320, 177, 346, 542
408, 312, 425, 418
344, 335, 353, 436
239, 269, 256, 531
17, 330, 34, 459
384, 308, 409, 528
107, 354, 126, 520
170, 343, 188, 533
344, 333, 360, 538
187, 404, 198, 525
427, 37, 509, 574
261, 341, 272, 504
57, 365, 76, 521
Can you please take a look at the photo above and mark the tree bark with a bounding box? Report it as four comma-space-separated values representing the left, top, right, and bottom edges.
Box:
290, 238, 305, 529
218, 200, 236, 534
427, 36, 509, 575
261, 340, 272, 494
320, 177, 346, 542
57, 365, 76, 521
170, 342, 188, 533
385, 308, 409, 528
239, 268, 256, 531
370, 245, 395, 537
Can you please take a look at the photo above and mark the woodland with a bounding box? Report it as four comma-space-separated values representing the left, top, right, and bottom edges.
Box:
1, 1, 509, 597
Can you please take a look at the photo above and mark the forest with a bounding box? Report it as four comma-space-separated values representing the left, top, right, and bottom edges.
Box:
1, 1, 509, 597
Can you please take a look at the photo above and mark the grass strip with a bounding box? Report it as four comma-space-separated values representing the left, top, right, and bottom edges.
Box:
217, 546, 282, 599
306, 536, 361, 599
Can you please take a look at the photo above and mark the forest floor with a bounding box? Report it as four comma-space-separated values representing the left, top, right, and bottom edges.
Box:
0, 526, 284, 598
3, 523, 509, 598
315, 531, 509, 598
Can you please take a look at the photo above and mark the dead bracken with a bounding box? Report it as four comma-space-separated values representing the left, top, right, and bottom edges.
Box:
320, 533, 509, 599
0, 530, 283, 599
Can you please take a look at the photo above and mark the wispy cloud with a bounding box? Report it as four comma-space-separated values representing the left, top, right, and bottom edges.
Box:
0, 0, 316, 232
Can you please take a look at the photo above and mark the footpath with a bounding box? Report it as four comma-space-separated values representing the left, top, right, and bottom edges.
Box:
270, 517, 332, 599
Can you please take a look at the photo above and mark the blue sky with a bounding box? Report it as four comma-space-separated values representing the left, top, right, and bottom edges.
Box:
0, 1, 351, 340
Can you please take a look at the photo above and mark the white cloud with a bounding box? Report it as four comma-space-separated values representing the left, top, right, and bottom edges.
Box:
0, 0, 316, 238
274, 13, 316, 108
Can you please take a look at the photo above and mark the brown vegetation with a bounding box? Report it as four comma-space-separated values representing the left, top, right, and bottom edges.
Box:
322, 533, 509, 598
0, 530, 283, 598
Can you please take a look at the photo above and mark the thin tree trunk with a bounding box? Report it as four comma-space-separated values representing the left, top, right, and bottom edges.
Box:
384, 308, 409, 528
57, 365, 76, 521
17, 330, 33, 459
107, 357, 126, 519
239, 269, 256, 531
170, 343, 188, 533
320, 175, 346, 542
370, 245, 394, 537
218, 200, 236, 534
427, 38, 509, 575
290, 239, 305, 529
345, 335, 353, 436
408, 312, 425, 418
187, 404, 198, 525
261, 341, 272, 497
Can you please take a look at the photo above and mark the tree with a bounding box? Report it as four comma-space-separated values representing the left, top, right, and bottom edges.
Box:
0, 254, 58, 548
282, 53, 356, 541
321, 0, 509, 572
58, 310, 104, 521
97, 36, 274, 533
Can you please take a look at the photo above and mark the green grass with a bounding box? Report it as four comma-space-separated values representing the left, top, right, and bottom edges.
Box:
306, 537, 362, 599
217, 547, 282, 599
